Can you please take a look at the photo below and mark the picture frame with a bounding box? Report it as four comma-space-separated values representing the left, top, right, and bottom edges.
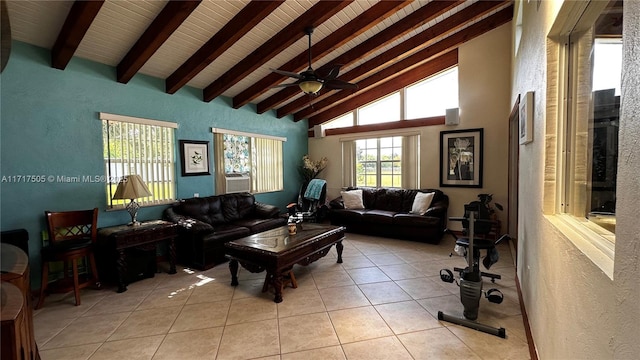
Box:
179, 140, 210, 176
440, 128, 483, 188
519, 91, 534, 144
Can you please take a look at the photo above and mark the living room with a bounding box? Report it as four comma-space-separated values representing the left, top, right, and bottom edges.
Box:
1, 1, 639, 359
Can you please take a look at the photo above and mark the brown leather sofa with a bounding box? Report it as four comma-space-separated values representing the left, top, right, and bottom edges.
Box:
164, 193, 285, 270
328, 187, 448, 243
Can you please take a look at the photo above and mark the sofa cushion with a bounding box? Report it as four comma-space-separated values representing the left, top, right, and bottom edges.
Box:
393, 213, 441, 227
200, 224, 251, 248
221, 193, 255, 222
175, 196, 225, 225
372, 188, 404, 212
331, 209, 366, 223
362, 210, 396, 224
410, 192, 435, 215
341, 189, 364, 209
232, 218, 286, 234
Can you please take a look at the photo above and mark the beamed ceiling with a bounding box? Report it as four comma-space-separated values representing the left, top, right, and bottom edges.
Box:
5, 0, 513, 129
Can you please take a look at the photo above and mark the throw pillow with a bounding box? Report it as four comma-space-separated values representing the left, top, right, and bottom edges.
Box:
410, 192, 435, 215
341, 189, 364, 209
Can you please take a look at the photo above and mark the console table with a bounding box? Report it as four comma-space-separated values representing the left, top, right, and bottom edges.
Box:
98, 220, 177, 293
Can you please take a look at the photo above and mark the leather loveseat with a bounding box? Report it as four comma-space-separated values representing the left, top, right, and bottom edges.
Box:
164, 193, 285, 270
328, 187, 448, 243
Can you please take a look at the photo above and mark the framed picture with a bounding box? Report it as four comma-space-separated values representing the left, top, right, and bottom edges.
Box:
179, 140, 210, 176
519, 91, 534, 144
440, 128, 483, 188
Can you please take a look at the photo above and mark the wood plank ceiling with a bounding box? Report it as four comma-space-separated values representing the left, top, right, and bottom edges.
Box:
5, 0, 513, 129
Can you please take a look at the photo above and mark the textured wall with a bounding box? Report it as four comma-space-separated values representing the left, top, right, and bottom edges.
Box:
614, 1, 640, 357
513, 0, 640, 358
0, 42, 308, 287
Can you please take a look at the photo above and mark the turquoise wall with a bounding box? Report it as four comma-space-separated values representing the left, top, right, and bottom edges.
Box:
0, 42, 308, 286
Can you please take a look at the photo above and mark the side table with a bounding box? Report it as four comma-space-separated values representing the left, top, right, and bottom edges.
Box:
98, 220, 177, 293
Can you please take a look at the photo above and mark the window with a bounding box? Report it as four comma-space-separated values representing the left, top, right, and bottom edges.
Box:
358, 93, 401, 125
356, 137, 402, 187
342, 134, 418, 189
323, 113, 354, 130
101, 113, 177, 208
406, 67, 459, 119
213, 128, 284, 194
564, 0, 621, 239
323, 66, 458, 129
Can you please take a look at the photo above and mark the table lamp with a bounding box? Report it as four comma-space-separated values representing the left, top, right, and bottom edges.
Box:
112, 175, 152, 226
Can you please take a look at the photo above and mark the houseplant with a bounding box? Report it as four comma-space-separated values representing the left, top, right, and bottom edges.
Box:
299, 155, 328, 183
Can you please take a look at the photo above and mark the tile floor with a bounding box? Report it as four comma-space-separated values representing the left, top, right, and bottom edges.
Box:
33, 232, 531, 360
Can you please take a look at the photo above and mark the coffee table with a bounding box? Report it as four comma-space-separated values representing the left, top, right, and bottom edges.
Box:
225, 223, 345, 303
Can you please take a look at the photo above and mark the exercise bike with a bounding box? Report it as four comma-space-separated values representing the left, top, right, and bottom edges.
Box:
438, 201, 510, 338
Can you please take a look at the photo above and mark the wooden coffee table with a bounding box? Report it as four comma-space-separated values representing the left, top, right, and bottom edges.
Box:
225, 223, 345, 303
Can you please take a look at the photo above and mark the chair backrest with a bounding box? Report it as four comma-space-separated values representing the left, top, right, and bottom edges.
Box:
462, 201, 493, 236
44, 208, 98, 246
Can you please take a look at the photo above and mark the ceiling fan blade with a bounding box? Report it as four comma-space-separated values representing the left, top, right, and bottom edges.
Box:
321, 64, 343, 80
270, 68, 302, 79
323, 79, 358, 90
270, 82, 301, 89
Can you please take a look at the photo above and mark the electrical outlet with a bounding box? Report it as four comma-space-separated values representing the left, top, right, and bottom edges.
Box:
194, 193, 199, 198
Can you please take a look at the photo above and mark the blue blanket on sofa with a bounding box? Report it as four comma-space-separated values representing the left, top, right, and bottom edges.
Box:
304, 179, 326, 200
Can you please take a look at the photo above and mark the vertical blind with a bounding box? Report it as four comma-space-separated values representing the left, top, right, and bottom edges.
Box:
252, 137, 283, 193
212, 128, 285, 194
101, 113, 177, 208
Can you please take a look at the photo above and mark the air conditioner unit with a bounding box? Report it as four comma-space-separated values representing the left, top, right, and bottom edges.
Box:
225, 173, 251, 194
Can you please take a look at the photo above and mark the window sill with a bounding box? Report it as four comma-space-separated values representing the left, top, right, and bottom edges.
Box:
545, 214, 614, 279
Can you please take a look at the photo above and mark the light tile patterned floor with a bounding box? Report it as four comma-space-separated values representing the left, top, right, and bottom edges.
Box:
33, 232, 531, 360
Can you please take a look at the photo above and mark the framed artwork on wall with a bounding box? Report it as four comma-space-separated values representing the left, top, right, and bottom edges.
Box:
440, 128, 483, 188
519, 91, 534, 144
179, 140, 210, 176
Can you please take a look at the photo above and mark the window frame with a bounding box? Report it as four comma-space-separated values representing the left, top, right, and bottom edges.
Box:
101, 112, 177, 210
324, 66, 459, 130
212, 128, 285, 194
544, 0, 620, 279
355, 136, 403, 188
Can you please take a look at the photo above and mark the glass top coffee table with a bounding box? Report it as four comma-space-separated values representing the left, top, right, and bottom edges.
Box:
225, 223, 345, 303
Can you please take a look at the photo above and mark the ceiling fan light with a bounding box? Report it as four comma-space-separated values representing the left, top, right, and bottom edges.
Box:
299, 80, 323, 94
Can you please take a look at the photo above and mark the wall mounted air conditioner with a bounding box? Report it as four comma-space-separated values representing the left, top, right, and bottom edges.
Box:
225, 173, 251, 194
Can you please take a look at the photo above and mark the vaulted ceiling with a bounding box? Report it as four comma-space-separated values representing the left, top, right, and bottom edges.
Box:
5, 0, 513, 129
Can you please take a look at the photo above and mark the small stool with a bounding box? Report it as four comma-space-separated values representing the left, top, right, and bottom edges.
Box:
262, 269, 298, 293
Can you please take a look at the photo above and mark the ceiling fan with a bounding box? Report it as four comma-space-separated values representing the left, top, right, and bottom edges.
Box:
271, 27, 357, 95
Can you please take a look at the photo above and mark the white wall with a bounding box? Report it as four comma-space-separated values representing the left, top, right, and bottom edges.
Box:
309, 23, 512, 230
513, 0, 640, 358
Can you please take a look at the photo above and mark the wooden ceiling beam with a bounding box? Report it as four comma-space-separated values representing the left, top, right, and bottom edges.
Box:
165, 0, 283, 94
202, 0, 353, 102
256, 0, 463, 114
308, 50, 458, 126
117, 0, 201, 84
231, 0, 412, 109
307, 4, 514, 127
51, 0, 104, 70
285, 0, 509, 120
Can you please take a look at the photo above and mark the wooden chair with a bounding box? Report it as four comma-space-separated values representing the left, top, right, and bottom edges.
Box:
36, 208, 101, 309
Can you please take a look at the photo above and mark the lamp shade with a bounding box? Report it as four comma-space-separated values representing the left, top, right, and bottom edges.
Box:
299, 80, 323, 94
112, 175, 152, 200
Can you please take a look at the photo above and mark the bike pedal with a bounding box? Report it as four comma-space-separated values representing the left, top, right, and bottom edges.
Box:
486, 288, 504, 304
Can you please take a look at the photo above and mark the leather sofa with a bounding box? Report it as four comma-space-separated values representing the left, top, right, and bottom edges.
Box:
328, 187, 449, 243
164, 193, 285, 270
